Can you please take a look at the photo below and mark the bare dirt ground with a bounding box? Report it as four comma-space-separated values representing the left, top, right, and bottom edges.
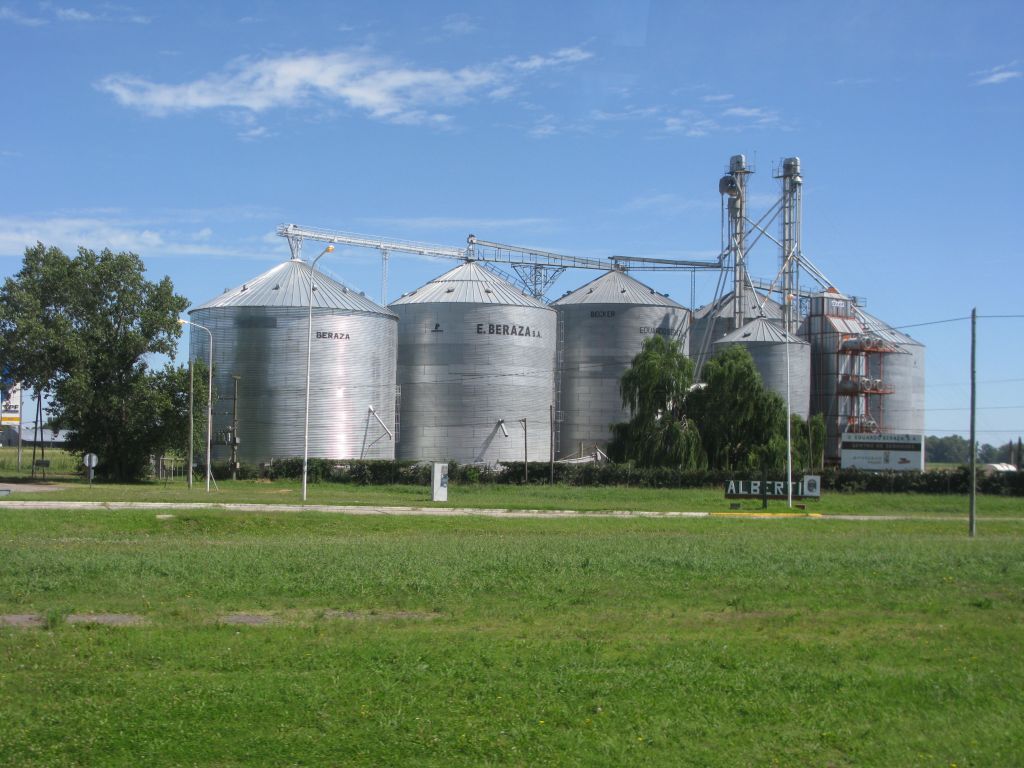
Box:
64, 613, 147, 626
218, 613, 276, 626
0, 482, 62, 494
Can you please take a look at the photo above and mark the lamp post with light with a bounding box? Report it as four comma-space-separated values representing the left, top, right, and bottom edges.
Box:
179, 319, 213, 493
784, 295, 794, 509
302, 245, 336, 502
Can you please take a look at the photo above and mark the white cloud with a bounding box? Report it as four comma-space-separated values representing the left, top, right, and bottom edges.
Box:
96, 46, 594, 126
0, 216, 278, 261
441, 13, 476, 36
238, 125, 272, 141
0, 6, 47, 25
722, 106, 777, 122
55, 7, 96, 21
1, 4, 150, 25
974, 62, 1021, 85
529, 115, 560, 138
662, 114, 719, 137
590, 105, 660, 121
510, 47, 592, 72
701, 93, 733, 102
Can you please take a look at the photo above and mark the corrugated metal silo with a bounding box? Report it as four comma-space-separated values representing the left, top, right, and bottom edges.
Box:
855, 308, 926, 437
691, 290, 783, 370
189, 258, 398, 464
799, 287, 909, 462
552, 270, 690, 458
390, 261, 556, 464
711, 317, 810, 419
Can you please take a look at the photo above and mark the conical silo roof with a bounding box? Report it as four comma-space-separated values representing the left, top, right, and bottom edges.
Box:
714, 316, 808, 345
693, 290, 782, 322
552, 270, 685, 307
390, 261, 544, 307
190, 258, 394, 316
854, 308, 924, 348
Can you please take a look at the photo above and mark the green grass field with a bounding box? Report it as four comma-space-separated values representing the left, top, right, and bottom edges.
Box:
3, 475, 1023, 518
1, 505, 1022, 766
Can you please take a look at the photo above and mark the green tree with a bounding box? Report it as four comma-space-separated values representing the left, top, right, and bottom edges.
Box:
607, 335, 705, 468
788, 413, 827, 473
687, 345, 787, 471
0, 243, 190, 481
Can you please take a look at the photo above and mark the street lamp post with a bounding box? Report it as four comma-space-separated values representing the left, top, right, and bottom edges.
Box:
303, 245, 335, 502
180, 319, 213, 493
188, 359, 194, 489
785, 295, 794, 509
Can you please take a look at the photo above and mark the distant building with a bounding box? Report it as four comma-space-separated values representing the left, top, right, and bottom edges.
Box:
1, 426, 69, 448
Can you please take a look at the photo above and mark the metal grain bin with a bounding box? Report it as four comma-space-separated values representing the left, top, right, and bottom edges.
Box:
188, 257, 398, 464
855, 308, 926, 437
552, 270, 690, 458
390, 261, 556, 464
711, 317, 810, 419
691, 290, 783, 371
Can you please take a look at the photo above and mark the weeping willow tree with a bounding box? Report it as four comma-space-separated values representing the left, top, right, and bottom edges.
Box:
687, 345, 788, 471
607, 334, 705, 469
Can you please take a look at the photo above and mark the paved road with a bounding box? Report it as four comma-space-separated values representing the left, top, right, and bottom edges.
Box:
0, 499, 1014, 522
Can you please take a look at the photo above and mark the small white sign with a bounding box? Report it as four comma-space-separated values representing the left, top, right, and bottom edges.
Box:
802, 475, 821, 497
431, 463, 448, 502
83, 453, 99, 468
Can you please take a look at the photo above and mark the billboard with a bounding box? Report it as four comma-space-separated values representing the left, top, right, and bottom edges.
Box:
840, 433, 924, 471
0, 381, 21, 425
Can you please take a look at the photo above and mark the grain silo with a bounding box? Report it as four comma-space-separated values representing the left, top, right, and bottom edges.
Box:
799, 287, 901, 462
711, 317, 810, 419
552, 269, 690, 458
855, 308, 926, 437
390, 261, 556, 464
690, 290, 784, 370
188, 257, 398, 465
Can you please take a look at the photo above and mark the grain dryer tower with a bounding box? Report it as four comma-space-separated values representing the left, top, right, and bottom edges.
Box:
799, 287, 899, 462
854, 308, 925, 438
188, 257, 398, 465
390, 261, 557, 464
553, 269, 690, 458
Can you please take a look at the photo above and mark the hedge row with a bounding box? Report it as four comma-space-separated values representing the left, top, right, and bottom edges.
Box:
211, 459, 1024, 496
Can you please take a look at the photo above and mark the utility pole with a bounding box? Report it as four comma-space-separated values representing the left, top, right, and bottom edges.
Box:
187, 359, 194, 490
231, 375, 240, 481
969, 307, 977, 538
520, 418, 528, 484
549, 404, 555, 485
16, 387, 22, 473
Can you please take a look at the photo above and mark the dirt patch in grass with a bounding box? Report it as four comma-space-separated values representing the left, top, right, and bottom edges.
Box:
322, 609, 442, 621
219, 613, 276, 625
0, 613, 44, 627
0, 482, 62, 494
65, 613, 147, 626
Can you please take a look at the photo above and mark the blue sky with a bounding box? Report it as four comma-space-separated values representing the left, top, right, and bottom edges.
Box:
1, 0, 1022, 446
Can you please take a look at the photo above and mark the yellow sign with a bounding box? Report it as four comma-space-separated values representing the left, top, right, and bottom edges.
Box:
1, 381, 21, 425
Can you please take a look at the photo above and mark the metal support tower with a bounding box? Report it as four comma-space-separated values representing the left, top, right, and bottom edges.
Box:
778, 157, 803, 334
721, 154, 752, 329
